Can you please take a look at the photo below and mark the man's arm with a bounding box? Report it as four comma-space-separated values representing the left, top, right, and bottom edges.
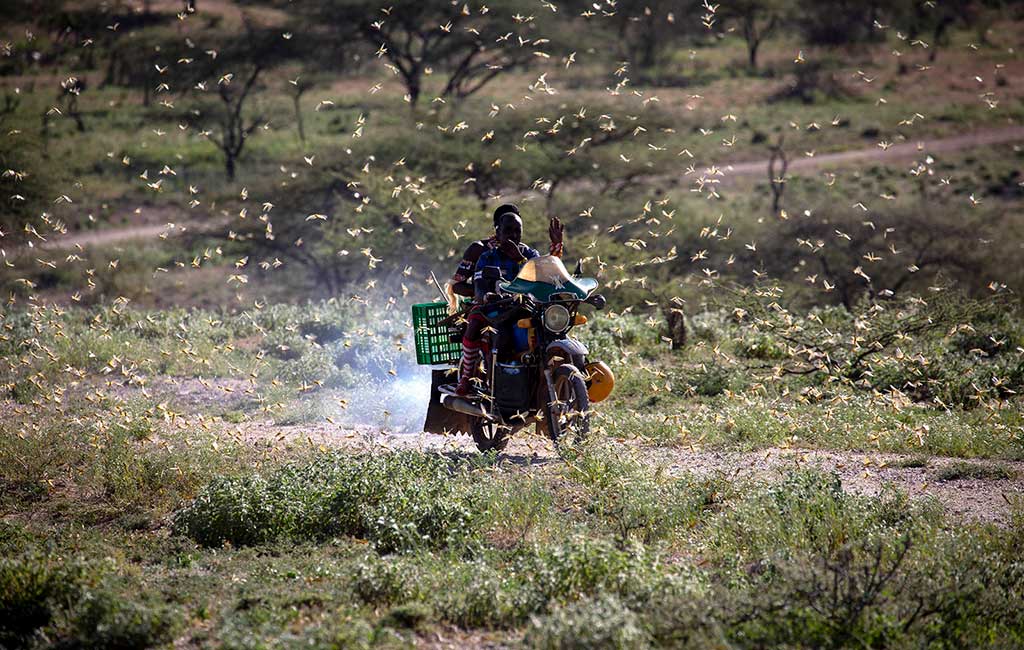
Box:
451, 240, 485, 297
472, 249, 498, 302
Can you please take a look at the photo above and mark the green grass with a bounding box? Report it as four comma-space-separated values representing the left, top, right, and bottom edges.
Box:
3, 445, 1022, 648
4, 5, 1024, 647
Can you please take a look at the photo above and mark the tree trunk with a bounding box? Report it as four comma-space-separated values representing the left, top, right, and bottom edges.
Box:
69, 98, 85, 132
407, 77, 421, 108
640, 31, 657, 68
293, 94, 305, 143
40, 110, 50, 158
225, 155, 236, 181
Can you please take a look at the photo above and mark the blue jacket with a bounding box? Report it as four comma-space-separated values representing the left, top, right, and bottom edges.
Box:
474, 244, 540, 288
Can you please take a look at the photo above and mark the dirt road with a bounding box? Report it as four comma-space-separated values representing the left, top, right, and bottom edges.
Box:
706, 125, 1024, 181
32, 126, 1024, 252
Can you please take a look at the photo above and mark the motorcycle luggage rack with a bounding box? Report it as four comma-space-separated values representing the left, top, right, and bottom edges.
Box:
412, 301, 463, 365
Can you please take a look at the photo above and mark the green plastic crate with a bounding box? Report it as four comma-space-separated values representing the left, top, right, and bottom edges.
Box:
412, 301, 462, 365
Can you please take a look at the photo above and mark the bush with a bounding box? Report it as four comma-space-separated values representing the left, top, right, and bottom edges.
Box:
704, 469, 942, 569
564, 446, 720, 545
687, 363, 733, 397
173, 451, 480, 552
949, 309, 1020, 357
724, 529, 1024, 649
350, 553, 425, 606
0, 552, 81, 648
69, 590, 178, 650
524, 593, 649, 650
737, 332, 787, 361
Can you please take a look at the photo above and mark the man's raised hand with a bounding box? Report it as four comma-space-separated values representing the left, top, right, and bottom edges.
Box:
549, 216, 563, 247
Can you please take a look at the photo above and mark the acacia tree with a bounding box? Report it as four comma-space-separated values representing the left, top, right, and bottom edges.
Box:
890, 0, 975, 62
182, 20, 289, 181
722, 0, 787, 70
292, 0, 536, 109
609, 0, 699, 70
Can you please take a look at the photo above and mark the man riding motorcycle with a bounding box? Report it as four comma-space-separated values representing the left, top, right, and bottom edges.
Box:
454, 211, 561, 395
449, 204, 564, 298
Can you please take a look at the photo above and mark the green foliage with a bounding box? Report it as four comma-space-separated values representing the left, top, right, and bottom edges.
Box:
564, 445, 722, 544
737, 331, 787, 360
524, 593, 649, 650
0, 136, 65, 245
173, 451, 481, 551
704, 469, 942, 568
686, 362, 735, 397
0, 552, 81, 648
69, 590, 179, 650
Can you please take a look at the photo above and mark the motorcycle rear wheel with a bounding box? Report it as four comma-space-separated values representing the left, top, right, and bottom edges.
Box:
546, 364, 590, 446
471, 419, 510, 453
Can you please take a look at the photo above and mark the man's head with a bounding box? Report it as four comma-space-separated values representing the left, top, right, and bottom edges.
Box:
492, 203, 519, 227
495, 212, 523, 246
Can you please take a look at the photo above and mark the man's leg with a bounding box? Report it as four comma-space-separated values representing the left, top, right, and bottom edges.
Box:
456, 313, 488, 395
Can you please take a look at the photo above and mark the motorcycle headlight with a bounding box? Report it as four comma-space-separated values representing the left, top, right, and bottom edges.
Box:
543, 304, 571, 332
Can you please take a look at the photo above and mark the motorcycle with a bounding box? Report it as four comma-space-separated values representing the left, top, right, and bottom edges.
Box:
415, 255, 615, 452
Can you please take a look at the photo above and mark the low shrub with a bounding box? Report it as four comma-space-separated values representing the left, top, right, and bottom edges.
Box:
0, 552, 81, 648
524, 593, 649, 650
686, 363, 733, 397
173, 451, 480, 552
564, 446, 722, 545
935, 461, 1016, 482
737, 332, 787, 361
69, 590, 179, 650
703, 469, 942, 568
350, 553, 426, 606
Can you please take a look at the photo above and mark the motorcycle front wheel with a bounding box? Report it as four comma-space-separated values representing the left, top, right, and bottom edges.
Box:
545, 364, 590, 446
471, 419, 510, 453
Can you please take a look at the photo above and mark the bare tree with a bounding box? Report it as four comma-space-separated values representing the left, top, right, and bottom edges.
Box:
767, 135, 788, 215
205, 65, 263, 181
289, 76, 313, 144
58, 76, 86, 132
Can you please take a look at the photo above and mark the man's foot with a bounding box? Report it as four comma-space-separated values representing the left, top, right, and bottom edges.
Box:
455, 378, 473, 396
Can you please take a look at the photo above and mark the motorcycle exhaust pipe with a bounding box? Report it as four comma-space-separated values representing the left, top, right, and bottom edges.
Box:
441, 394, 492, 419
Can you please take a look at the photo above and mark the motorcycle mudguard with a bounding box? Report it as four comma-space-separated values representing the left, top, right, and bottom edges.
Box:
423, 368, 473, 435
546, 338, 588, 370
546, 338, 588, 357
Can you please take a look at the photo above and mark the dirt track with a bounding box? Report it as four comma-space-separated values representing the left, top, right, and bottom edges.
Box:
33, 126, 1024, 252
698, 125, 1024, 182
226, 417, 1024, 526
